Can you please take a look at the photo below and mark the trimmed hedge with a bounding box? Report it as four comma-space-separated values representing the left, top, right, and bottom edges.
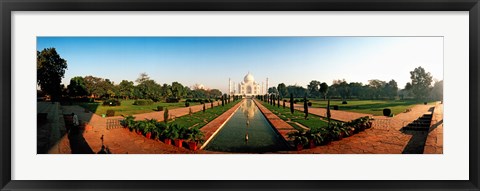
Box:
133, 99, 153, 106
106, 110, 115, 117
166, 97, 180, 103
383, 108, 391, 117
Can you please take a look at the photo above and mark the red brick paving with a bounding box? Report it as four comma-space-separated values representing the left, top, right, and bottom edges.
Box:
424, 103, 443, 154
253, 99, 296, 144
49, 101, 228, 154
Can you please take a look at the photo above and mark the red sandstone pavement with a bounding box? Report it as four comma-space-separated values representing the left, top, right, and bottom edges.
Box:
424, 103, 443, 154
253, 99, 296, 145
48, 101, 230, 154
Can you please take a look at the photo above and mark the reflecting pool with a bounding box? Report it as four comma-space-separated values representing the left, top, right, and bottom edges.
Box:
204, 99, 290, 153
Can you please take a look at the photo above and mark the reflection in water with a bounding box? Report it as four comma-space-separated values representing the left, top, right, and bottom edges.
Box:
242, 99, 256, 120
204, 99, 289, 153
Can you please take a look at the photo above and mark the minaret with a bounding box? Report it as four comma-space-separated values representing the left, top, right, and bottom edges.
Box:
228, 78, 231, 95
266, 78, 269, 94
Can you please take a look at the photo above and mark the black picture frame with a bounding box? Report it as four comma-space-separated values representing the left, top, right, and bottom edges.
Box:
1, 0, 479, 190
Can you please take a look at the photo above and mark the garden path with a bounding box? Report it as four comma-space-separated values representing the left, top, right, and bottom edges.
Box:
48, 101, 227, 154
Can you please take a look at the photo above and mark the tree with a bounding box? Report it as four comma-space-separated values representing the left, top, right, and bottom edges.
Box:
286, 85, 306, 98
84, 76, 106, 98
118, 80, 134, 99
67, 76, 87, 97
384, 79, 398, 100
268, 87, 278, 94
368, 79, 386, 99
307, 80, 321, 98
319, 82, 329, 100
170, 81, 186, 99
303, 94, 308, 119
430, 80, 443, 101
137, 79, 162, 101
327, 98, 331, 128
277, 83, 288, 98
332, 79, 350, 101
37, 48, 68, 101
410, 66, 433, 99
290, 93, 294, 114
135, 72, 150, 84
209, 89, 222, 97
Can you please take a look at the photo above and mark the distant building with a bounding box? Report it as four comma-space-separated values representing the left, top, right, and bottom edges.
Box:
230, 72, 266, 97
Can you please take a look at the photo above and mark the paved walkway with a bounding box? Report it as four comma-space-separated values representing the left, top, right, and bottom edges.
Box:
48, 101, 229, 154
424, 103, 443, 154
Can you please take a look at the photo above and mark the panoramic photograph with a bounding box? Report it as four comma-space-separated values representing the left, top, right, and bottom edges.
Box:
36, 37, 443, 154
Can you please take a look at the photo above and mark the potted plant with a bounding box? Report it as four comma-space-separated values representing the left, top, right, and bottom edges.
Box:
120, 115, 136, 131
287, 130, 308, 151
161, 124, 177, 145
134, 120, 146, 135
143, 119, 157, 139
174, 124, 188, 148
186, 127, 205, 151
305, 127, 323, 148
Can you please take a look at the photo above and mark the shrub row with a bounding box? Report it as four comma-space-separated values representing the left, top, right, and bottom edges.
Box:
133, 99, 154, 106
185, 99, 213, 103
120, 116, 204, 151
287, 116, 373, 151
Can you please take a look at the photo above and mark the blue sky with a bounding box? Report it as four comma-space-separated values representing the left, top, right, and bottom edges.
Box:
37, 37, 443, 94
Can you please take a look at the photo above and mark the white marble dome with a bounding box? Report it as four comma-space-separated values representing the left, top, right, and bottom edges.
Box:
244, 72, 254, 83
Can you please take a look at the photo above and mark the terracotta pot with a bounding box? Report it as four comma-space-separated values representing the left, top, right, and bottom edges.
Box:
164, 139, 172, 145
308, 140, 316, 149
188, 142, 198, 151
347, 129, 354, 136
174, 139, 184, 147
296, 144, 304, 151
145, 132, 152, 139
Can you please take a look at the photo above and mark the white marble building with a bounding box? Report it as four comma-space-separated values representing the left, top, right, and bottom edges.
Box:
230, 72, 266, 97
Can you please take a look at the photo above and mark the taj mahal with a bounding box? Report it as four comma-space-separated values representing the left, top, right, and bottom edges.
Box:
229, 72, 268, 97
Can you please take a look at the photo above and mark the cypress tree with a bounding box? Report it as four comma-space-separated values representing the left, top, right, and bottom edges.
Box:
203, 103, 206, 112
327, 98, 331, 128
304, 94, 308, 119
163, 107, 169, 124
277, 96, 280, 108
222, 96, 225, 106
290, 93, 294, 114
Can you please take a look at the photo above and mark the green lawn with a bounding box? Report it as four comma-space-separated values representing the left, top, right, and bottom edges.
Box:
259, 100, 328, 131
308, 99, 437, 116
172, 100, 241, 129
77, 99, 200, 116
